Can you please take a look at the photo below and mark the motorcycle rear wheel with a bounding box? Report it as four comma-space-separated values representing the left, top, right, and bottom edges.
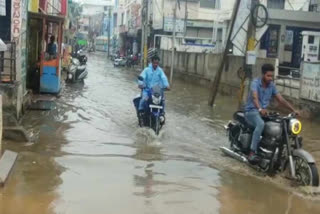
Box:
293, 156, 319, 186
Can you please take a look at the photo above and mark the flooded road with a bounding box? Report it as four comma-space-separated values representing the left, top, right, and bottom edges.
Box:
1, 52, 320, 214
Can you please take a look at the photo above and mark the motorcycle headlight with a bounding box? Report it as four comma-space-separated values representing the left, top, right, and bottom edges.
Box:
289, 119, 302, 135
152, 95, 161, 105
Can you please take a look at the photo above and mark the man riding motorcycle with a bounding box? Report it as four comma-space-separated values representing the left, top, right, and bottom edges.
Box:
138, 55, 170, 125
245, 64, 299, 163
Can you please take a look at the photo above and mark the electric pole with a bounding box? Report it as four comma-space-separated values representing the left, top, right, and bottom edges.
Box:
170, 0, 178, 85
141, 0, 149, 69
107, 7, 111, 57
184, 0, 188, 37
238, 0, 260, 108
208, 0, 241, 107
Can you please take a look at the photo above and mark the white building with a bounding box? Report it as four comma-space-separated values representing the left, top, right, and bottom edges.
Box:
81, 0, 113, 16
152, 0, 233, 53
112, 0, 142, 55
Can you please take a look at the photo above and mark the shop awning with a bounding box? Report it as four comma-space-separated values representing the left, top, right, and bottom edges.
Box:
28, 12, 65, 23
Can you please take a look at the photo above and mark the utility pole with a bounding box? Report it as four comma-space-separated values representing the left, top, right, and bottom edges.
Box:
238, 0, 260, 108
208, 0, 241, 107
108, 7, 111, 57
170, 0, 178, 85
184, 0, 188, 37
141, 0, 149, 69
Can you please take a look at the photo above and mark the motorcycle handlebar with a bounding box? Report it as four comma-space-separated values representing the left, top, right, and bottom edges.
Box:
262, 111, 297, 121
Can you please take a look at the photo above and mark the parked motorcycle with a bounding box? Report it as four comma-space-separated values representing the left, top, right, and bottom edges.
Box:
110, 53, 118, 61
126, 54, 139, 67
113, 56, 127, 67
133, 76, 166, 135
66, 50, 88, 83
221, 111, 319, 186
73, 49, 87, 65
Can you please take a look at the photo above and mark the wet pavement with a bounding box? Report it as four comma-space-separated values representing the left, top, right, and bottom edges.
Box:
1, 52, 320, 214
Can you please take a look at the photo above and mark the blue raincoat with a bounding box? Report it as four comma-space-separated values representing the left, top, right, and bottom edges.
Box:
138, 64, 169, 110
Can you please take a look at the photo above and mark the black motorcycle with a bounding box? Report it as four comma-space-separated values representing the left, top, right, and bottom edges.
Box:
221, 111, 319, 186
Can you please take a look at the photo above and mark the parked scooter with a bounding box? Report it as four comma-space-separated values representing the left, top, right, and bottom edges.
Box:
66, 50, 88, 83
222, 111, 319, 186
113, 56, 127, 67
110, 52, 118, 61
133, 76, 166, 135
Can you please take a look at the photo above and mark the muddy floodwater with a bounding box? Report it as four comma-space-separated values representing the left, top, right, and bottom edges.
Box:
1, 53, 320, 214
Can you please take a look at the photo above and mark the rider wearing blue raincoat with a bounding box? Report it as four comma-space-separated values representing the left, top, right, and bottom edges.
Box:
138, 55, 170, 112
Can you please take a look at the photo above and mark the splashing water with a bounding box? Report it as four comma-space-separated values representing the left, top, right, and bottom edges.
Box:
134, 127, 164, 147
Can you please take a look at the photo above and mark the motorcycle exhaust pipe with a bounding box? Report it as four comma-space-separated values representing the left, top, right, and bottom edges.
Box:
220, 146, 248, 163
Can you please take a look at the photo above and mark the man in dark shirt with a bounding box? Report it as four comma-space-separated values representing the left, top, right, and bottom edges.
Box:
47, 35, 57, 57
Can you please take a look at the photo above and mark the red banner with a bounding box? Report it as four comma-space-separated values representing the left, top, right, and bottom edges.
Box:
61, 0, 66, 16
39, 0, 47, 12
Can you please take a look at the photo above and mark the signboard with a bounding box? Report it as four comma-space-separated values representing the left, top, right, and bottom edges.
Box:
28, 0, 39, 12
230, 0, 251, 56
11, 0, 22, 45
11, 0, 28, 92
300, 62, 320, 102
164, 17, 185, 33
186, 20, 213, 28
0, 0, 5, 16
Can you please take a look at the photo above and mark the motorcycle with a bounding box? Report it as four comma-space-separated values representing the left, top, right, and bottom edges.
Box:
126, 54, 139, 67
221, 111, 319, 186
133, 76, 166, 135
110, 52, 118, 61
66, 50, 88, 83
113, 56, 127, 67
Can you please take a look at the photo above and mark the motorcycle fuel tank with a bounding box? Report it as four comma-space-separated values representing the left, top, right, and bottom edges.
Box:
263, 121, 282, 138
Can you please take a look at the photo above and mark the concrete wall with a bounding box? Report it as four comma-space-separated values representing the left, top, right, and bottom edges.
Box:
160, 50, 276, 94
0, 82, 20, 120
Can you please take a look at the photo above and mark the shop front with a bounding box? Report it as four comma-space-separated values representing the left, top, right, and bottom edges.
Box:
27, 12, 64, 94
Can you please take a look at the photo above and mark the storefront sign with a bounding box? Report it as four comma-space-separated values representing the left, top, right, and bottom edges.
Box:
28, 0, 39, 12
0, 0, 5, 16
186, 20, 213, 28
164, 17, 184, 33
11, 0, 22, 45
300, 62, 320, 102
11, 0, 27, 92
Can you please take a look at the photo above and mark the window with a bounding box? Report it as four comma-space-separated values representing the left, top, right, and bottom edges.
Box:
284, 30, 294, 51
267, 0, 285, 9
126, 11, 130, 26
309, 0, 319, 12
308, 36, 315, 44
217, 28, 223, 42
114, 14, 118, 27
318, 42, 320, 60
121, 13, 124, 25
200, 0, 217, 9
309, 4, 318, 12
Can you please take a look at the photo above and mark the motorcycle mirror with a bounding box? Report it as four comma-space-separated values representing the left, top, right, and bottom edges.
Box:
137, 76, 144, 81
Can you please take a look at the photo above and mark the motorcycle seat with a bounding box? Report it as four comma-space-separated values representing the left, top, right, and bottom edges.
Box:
234, 111, 255, 130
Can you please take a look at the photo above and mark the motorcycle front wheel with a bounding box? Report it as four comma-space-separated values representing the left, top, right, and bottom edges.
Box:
152, 117, 160, 135
293, 156, 319, 186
